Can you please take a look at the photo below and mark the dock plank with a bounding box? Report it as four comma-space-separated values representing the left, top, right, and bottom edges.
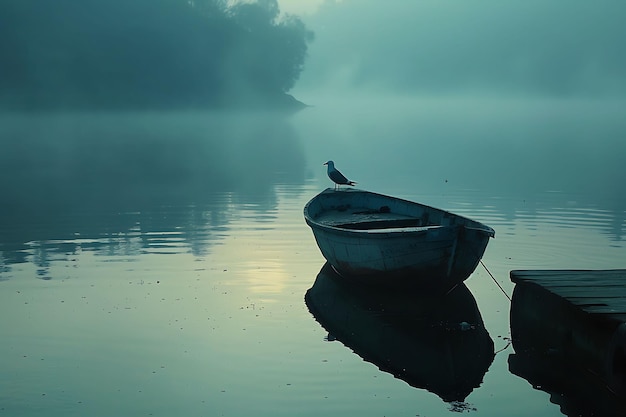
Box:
510, 269, 626, 318
512, 269, 626, 279
553, 288, 626, 298
510, 269, 626, 285
518, 277, 625, 285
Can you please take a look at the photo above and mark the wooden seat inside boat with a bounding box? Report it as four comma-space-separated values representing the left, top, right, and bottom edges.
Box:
315, 205, 428, 230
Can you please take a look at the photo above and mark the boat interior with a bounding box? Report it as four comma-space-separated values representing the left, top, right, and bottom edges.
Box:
315, 204, 434, 231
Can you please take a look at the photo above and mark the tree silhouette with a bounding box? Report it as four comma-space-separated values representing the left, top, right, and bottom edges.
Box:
226, 0, 314, 95
0, 0, 313, 110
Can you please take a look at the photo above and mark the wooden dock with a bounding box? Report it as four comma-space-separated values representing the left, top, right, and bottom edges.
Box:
509, 269, 626, 406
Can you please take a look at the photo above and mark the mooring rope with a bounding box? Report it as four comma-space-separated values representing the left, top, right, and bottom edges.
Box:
479, 259, 514, 355
480, 259, 512, 302
494, 340, 512, 355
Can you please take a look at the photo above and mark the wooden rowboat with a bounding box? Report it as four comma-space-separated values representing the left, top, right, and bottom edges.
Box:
304, 188, 495, 291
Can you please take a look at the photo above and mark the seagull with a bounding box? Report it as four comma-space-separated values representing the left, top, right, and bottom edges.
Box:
324, 160, 356, 190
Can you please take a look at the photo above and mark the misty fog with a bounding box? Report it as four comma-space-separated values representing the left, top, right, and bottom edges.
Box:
2, 0, 625, 243
0, 110, 304, 236
0, 0, 312, 249
1, 0, 625, 223
296, 0, 626, 98
288, 0, 626, 202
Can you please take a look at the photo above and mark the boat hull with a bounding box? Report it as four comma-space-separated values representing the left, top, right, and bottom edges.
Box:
304, 189, 494, 291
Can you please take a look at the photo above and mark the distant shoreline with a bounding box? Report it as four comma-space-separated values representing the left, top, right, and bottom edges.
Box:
0, 92, 308, 113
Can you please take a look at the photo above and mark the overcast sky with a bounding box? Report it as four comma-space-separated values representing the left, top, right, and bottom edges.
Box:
287, 0, 626, 98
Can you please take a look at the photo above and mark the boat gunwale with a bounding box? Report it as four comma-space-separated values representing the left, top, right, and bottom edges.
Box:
304, 188, 495, 238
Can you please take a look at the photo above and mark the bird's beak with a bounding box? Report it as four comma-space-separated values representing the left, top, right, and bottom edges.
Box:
323, 162, 328, 165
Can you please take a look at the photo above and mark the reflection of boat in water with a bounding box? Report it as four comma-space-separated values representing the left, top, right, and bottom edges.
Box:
305, 263, 495, 402
303, 188, 495, 293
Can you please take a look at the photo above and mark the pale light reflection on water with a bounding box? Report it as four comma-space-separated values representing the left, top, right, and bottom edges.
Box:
1, 101, 625, 416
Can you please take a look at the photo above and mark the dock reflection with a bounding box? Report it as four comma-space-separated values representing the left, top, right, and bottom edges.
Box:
305, 263, 494, 403
509, 274, 626, 417
508, 353, 626, 417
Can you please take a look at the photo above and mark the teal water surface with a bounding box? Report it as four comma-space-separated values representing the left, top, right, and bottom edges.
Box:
1, 99, 625, 416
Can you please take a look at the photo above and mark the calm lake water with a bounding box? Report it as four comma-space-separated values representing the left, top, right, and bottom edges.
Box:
1, 98, 625, 416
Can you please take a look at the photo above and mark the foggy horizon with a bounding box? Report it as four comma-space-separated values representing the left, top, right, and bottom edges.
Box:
295, 0, 626, 100
2, 0, 625, 111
